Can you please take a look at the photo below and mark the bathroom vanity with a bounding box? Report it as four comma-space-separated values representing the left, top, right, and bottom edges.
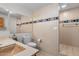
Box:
0, 38, 39, 56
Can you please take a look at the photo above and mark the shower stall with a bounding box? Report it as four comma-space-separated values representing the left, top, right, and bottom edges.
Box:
59, 4, 79, 55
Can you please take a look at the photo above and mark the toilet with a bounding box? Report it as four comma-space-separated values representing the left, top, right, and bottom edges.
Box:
22, 35, 37, 48
16, 33, 37, 48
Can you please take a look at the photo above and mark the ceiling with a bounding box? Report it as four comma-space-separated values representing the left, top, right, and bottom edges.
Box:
1, 3, 78, 16
60, 3, 79, 11
0, 3, 51, 16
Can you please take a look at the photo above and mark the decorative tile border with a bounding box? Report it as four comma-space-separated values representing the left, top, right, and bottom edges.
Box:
60, 19, 79, 23
17, 17, 59, 26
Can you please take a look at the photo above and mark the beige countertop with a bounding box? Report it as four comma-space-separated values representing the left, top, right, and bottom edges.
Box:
0, 38, 39, 56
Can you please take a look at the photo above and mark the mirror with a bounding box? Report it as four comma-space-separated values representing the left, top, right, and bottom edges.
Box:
16, 16, 33, 33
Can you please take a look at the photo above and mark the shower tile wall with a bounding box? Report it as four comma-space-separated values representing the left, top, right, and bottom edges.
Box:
60, 7, 79, 47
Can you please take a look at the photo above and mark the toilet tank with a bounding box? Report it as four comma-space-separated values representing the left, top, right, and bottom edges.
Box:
23, 33, 32, 44
16, 33, 32, 44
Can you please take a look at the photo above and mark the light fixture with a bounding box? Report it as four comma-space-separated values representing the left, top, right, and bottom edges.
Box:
9, 11, 13, 13
61, 4, 67, 8
6, 9, 9, 11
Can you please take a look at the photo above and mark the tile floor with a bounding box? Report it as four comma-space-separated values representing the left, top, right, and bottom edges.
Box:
60, 44, 79, 56
36, 44, 79, 56
36, 51, 51, 56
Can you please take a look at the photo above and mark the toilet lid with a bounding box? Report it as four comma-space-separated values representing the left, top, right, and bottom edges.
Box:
27, 42, 37, 47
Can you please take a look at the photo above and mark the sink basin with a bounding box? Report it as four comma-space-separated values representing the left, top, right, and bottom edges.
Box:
0, 44, 25, 56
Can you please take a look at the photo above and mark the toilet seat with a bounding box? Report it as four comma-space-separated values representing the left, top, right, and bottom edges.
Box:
27, 42, 37, 48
